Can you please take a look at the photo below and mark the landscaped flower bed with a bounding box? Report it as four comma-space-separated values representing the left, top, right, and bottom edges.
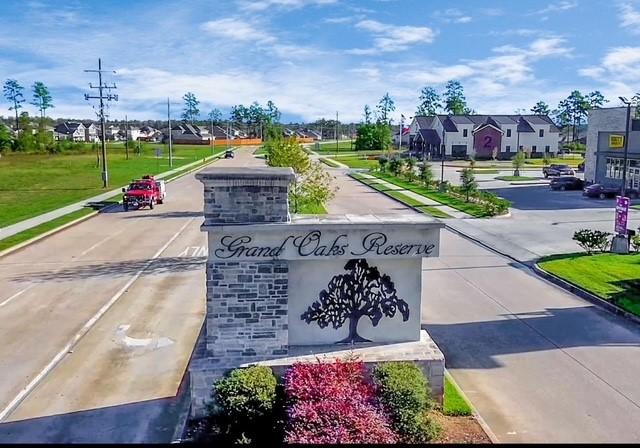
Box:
184, 358, 490, 444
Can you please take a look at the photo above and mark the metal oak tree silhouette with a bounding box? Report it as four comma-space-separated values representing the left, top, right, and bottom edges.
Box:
301, 258, 410, 344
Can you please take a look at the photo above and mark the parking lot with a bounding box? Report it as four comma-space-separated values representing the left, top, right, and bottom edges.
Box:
445, 174, 640, 263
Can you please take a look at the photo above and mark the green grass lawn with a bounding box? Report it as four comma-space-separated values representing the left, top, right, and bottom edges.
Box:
0, 143, 222, 228
0, 207, 96, 252
336, 156, 379, 169
495, 175, 540, 181
524, 157, 583, 167
443, 375, 473, 417
370, 172, 494, 218
313, 141, 355, 152
538, 252, 640, 317
350, 173, 452, 219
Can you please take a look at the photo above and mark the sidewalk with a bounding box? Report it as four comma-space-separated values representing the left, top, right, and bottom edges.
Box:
0, 150, 226, 241
358, 173, 472, 219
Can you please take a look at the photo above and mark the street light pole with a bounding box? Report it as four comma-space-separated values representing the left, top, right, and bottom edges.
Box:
620, 97, 632, 198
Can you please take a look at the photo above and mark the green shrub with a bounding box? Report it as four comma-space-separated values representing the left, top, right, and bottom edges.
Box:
212, 366, 278, 443
572, 229, 611, 254
373, 362, 441, 443
631, 233, 640, 253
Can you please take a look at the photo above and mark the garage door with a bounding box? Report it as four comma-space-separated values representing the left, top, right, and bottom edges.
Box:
452, 145, 468, 158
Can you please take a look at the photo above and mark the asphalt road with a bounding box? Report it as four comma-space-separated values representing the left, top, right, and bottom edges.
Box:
0, 147, 263, 443
328, 167, 640, 443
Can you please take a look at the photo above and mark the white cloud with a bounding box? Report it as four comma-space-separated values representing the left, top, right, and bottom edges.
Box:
578, 47, 640, 101
619, 2, 640, 31
238, 0, 337, 12
347, 19, 436, 54
433, 8, 473, 24
324, 16, 354, 24
200, 18, 276, 43
531, 0, 578, 15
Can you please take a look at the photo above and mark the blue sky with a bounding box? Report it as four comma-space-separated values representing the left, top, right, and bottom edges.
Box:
0, 0, 639, 123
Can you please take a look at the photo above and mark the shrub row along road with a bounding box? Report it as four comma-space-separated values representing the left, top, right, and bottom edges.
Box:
328, 170, 640, 443
0, 147, 263, 443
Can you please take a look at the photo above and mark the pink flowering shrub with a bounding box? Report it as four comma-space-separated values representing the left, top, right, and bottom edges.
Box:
284, 359, 397, 444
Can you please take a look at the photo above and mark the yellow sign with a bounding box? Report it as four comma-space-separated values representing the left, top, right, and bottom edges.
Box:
609, 135, 624, 148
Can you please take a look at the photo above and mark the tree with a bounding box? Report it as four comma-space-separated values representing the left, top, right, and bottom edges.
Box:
419, 161, 434, 188
181, 92, 200, 123
416, 86, 441, 116
301, 258, 410, 344
266, 100, 281, 123
0, 123, 12, 154
531, 101, 550, 116
443, 80, 469, 115
355, 123, 391, 151
512, 150, 525, 176
265, 136, 335, 213
15, 112, 35, 151
586, 91, 607, 109
207, 108, 222, 125
388, 157, 404, 177
378, 155, 388, 172
3, 79, 25, 131
405, 157, 417, 181
459, 167, 477, 202
363, 105, 373, 124
31, 82, 53, 120
376, 93, 395, 124
231, 104, 249, 132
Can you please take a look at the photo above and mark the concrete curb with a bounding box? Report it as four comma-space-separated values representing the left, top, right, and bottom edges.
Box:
532, 263, 640, 326
0, 153, 225, 260
444, 371, 499, 444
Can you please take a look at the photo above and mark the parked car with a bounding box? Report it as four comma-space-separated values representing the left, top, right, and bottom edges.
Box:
224, 149, 235, 159
122, 175, 166, 211
543, 164, 575, 177
550, 176, 584, 191
583, 183, 640, 199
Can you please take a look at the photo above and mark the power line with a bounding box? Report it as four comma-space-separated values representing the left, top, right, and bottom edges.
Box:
84, 58, 118, 188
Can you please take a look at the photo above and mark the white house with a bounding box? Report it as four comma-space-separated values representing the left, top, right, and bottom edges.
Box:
408, 114, 560, 159
54, 122, 86, 142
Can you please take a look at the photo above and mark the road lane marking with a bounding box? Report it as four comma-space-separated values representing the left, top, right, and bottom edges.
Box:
77, 229, 125, 258
0, 285, 34, 308
0, 217, 194, 422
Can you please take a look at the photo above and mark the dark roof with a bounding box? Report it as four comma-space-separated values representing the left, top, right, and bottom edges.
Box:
516, 117, 535, 133
414, 116, 438, 129
54, 122, 83, 134
417, 129, 441, 146
441, 117, 459, 132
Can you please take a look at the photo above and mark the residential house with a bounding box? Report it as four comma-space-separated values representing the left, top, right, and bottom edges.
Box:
171, 123, 210, 144
54, 122, 86, 142
105, 124, 122, 141
139, 125, 162, 142
83, 122, 100, 142
304, 129, 322, 140
408, 114, 560, 159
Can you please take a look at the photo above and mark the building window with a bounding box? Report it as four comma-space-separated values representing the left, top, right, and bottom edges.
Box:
506, 145, 511, 152
532, 145, 537, 152
506, 129, 512, 137
539, 129, 544, 137
606, 158, 627, 179
463, 129, 468, 137
545, 145, 550, 152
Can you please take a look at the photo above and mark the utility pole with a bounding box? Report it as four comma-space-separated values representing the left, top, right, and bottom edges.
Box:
84, 58, 117, 188
335, 111, 339, 153
124, 114, 129, 160
167, 98, 173, 168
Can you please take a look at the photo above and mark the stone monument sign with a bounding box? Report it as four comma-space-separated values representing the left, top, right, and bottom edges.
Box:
189, 167, 445, 416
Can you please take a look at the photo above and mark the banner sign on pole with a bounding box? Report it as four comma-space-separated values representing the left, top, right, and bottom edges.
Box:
615, 196, 630, 234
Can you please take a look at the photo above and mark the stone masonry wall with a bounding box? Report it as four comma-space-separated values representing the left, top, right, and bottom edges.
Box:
206, 260, 289, 362
190, 167, 295, 417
